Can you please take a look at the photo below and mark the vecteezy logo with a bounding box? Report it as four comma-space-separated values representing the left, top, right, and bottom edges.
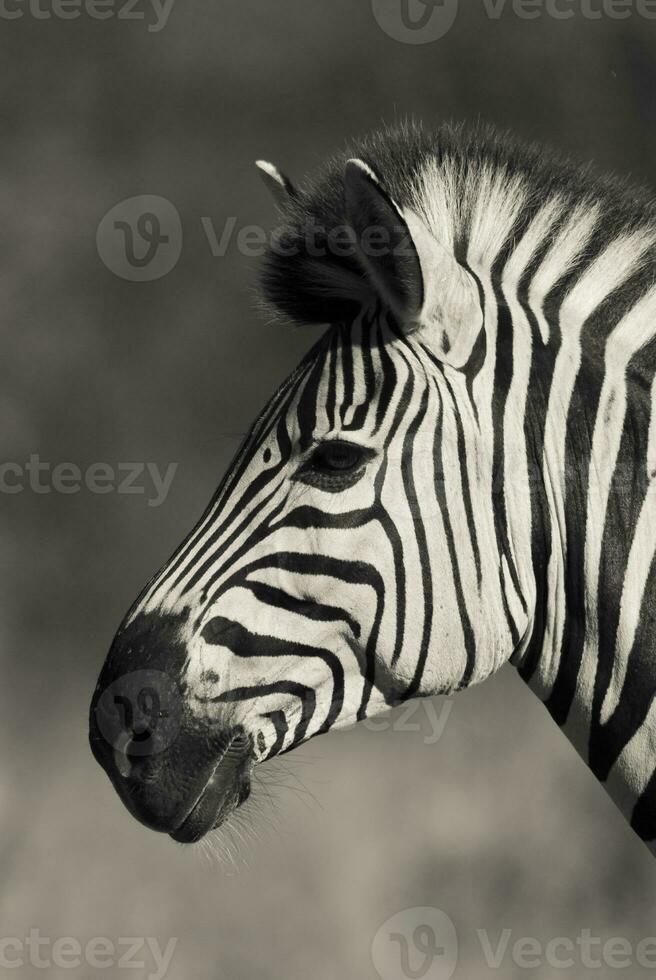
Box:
94, 669, 183, 761
372, 908, 458, 980
371, 0, 458, 43
96, 195, 182, 281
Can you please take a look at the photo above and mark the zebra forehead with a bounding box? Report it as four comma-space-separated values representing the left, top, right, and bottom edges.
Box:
260, 119, 656, 327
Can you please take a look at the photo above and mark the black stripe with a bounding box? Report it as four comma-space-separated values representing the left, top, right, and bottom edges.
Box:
201, 616, 344, 739
546, 275, 654, 726
242, 580, 362, 639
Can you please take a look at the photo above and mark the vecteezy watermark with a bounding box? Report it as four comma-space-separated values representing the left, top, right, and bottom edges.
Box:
0, 931, 177, 979
481, 0, 656, 20
372, 908, 459, 980
341, 698, 454, 746
0, 456, 178, 507
94, 669, 183, 762
371, 0, 656, 44
0, 0, 176, 30
97, 196, 182, 281
371, 0, 459, 44
476, 929, 656, 971
98, 199, 421, 282
372, 908, 656, 978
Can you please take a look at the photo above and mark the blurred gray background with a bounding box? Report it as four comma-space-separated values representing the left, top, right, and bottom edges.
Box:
2, 1, 656, 978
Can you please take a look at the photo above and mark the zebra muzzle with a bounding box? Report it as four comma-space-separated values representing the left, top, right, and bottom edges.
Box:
90, 681, 253, 842
89, 610, 254, 843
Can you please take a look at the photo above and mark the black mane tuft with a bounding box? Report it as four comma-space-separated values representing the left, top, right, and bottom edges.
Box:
259, 120, 656, 327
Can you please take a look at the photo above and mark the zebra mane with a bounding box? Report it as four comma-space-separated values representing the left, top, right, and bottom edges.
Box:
260, 120, 656, 327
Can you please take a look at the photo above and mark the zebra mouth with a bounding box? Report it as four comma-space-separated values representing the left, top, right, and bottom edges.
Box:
170, 732, 253, 844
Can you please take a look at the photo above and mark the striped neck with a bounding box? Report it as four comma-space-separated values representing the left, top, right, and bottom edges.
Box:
495, 207, 656, 851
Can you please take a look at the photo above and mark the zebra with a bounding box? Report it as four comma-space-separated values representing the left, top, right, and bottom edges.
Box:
89, 121, 656, 855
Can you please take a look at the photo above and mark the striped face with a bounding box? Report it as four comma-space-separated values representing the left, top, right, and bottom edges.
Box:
88, 156, 532, 845
89, 303, 522, 843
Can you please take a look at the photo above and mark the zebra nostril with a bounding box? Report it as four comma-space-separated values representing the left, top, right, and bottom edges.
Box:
112, 728, 157, 780
113, 730, 133, 778
113, 746, 132, 779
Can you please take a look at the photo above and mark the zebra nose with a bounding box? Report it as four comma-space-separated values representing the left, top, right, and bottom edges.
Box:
89, 610, 189, 768
90, 667, 184, 773
89, 684, 235, 836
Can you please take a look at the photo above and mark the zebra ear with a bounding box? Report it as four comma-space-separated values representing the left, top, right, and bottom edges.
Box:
344, 158, 424, 321
256, 160, 297, 207
344, 158, 483, 367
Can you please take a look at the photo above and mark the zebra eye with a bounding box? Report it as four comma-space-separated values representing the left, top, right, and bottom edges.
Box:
295, 440, 373, 492
310, 441, 368, 473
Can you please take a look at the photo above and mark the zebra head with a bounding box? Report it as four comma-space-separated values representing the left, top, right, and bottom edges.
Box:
89, 134, 533, 844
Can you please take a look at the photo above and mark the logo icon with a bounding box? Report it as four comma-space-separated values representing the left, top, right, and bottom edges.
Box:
372, 908, 458, 980
97, 195, 182, 281
371, 0, 459, 43
94, 669, 183, 758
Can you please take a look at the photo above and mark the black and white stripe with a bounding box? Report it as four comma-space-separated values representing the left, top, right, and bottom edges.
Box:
122, 122, 656, 853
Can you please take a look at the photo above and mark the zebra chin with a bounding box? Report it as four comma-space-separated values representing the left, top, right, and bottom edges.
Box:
168, 733, 254, 844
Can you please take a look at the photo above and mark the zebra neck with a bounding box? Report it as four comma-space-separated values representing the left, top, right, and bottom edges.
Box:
510, 249, 656, 853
